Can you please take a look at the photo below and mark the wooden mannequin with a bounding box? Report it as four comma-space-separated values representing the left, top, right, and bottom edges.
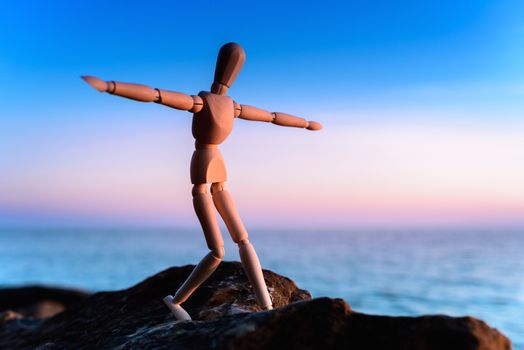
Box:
82, 43, 322, 321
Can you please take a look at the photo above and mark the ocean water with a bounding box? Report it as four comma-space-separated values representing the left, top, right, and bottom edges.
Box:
0, 228, 522, 348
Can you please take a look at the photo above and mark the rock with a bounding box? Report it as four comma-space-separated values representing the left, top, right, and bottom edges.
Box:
0, 262, 511, 350
0, 310, 23, 325
0, 285, 90, 319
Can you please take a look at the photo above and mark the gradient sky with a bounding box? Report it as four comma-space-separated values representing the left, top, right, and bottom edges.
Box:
1, 1, 523, 228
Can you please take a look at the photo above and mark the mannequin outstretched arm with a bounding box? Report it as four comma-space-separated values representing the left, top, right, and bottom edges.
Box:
81, 76, 203, 112
235, 103, 322, 131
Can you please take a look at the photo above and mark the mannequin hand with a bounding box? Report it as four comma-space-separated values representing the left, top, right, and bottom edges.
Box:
81, 76, 108, 92
306, 121, 323, 131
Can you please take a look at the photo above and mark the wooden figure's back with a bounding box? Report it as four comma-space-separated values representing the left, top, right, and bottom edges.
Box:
192, 92, 235, 146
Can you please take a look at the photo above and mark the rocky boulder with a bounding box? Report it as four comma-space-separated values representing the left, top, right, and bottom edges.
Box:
0, 285, 90, 320
0, 262, 511, 349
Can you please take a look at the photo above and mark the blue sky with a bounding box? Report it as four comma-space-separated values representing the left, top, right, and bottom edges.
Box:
2, 1, 523, 112
1, 1, 523, 227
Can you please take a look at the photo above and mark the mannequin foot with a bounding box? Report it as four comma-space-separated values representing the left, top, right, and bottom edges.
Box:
262, 292, 273, 310
163, 295, 192, 321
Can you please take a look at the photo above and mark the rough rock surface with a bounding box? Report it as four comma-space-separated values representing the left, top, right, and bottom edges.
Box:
0, 262, 511, 350
0, 285, 90, 320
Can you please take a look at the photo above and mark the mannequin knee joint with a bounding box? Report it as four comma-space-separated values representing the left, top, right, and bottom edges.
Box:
238, 239, 250, 246
212, 246, 225, 259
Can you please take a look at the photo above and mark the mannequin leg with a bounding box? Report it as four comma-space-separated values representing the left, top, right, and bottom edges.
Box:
211, 182, 272, 310
164, 184, 225, 320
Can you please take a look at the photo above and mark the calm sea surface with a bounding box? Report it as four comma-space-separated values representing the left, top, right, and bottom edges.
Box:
0, 228, 522, 348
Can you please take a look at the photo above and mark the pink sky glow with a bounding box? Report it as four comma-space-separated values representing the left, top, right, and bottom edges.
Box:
1, 114, 523, 228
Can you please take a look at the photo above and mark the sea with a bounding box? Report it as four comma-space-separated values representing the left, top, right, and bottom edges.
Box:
0, 228, 522, 348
